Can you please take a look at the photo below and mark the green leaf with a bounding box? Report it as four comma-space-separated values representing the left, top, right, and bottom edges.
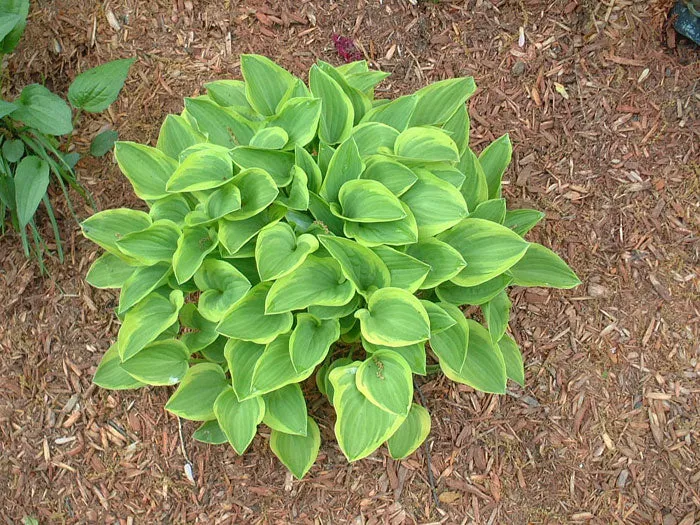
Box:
250, 334, 311, 396
355, 287, 430, 347
277, 165, 309, 210
363, 338, 427, 376
429, 302, 468, 373
241, 54, 301, 116
394, 126, 459, 164
117, 290, 184, 361
360, 95, 417, 131
269, 97, 322, 148
149, 194, 192, 225
420, 300, 457, 335
120, 339, 190, 386
179, 303, 219, 351
435, 275, 513, 306
68, 58, 135, 112
289, 313, 340, 372
262, 384, 308, 436
498, 334, 525, 386
317, 60, 372, 124
334, 179, 405, 223
0, 0, 28, 54
2, 138, 24, 162
479, 134, 512, 199
400, 168, 468, 238
427, 164, 465, 189
503, 209, 545, 237
481, 290, 511, 342
309, 65, 354, 144
343, 202, 418, 247
225, 339, 265, 400
295, 145, 322, 193
308, 192, 345, 235
329, 362, 405, 461
351, 122, 399, 156
81, 208, 151, 257
250, 126, 289, 149
184, 97, 259, 146
255, 222, 319, 281
360, 157, 417, 196
409, 77, 476, 126
319, 137, 363, 203
156, 114, 206, 159
86, 252, 137, 289
270, 417, 321, 479
469, 198, 506, 223
439, 218, 528, 287
114, 141, 177, 200
193, 420, 228, 445
204, 79, 251, 108
165, 363, 229, 421
225, 168, 279, 221
405, 238, 466, 289
166, 144, 234, 192
118, 263, 172, 313
185, 183, 242, 226
459, 148, 489, 211
218, 204, 285, 255
308, 294, 361, 320
265, 255, 356, 314
90, 129, 119, 157
442, 319, 507, 394
356, 350, 413, 416
115, 219, 180, 264
345, 69, 390, 95
386, 403, 431, 459
0, 99, 18, 119
370, 245, 429, 293
318, 235, 390, 296
13, 155, 49, 228
216, 282, 293, 343
172, 225, 218, 283
230, 147, 294, 187
442, 103, 470, 155
507, 243, 581, 289
214, 387, 265, 454
93, 344, 145, 390
200, 336, 227, 363
194, 259, 251, 322
12, 84, 72, 135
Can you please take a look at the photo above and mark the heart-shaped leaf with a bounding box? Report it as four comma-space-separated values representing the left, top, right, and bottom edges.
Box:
255, 222, 319, 281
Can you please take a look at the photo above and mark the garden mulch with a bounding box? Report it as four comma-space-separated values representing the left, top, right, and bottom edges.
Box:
1, 0, 698, 523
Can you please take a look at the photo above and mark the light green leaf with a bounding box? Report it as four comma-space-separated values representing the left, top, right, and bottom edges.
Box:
481, 290, 511, 342
218, 203, 285, 255
428, 164, 466, 189
262, 384, 308, 436
345, 69, 390, 95
420, 300, 457, 335
363, 338, 427, 376
498, 334, 525, 386
216, 282, 293, 343
270, 416, 321, 479
250, 335, 311, 396
194, 259, 251, 322
435, 274, 513, 306
351, 122, 399, 156
172, 225, 218, 283
2, 138, 24, 162
80, 208, 152, 258
193, 420, 228, 445
503, 209, 545, 237
289, 313, 340, 372
360, 157, 417, 196
442, 103, 470, 155
13, 155, 49, 227
330, 363, 405, 461
118, 263, 171, 313
308, 192, 345, 235
255, 222, 319, 281
184, 97, 260, 146
308, 294, 361, 320
204, 79, 251, 109
409, 77, 476, 126
156, 114, 207, 159
250, 126, 289, 149
400, 168, 468, 238
295, 145, 322, 193
317, 60, 372, 123
241, 54, 301, 116
265, 255, 356, 314
508, 243, 581, 289
230, 147, 294, 187
370, 245, 429, 293
185, 183, 242, 226
335, 179, 405, 223
166, 144, 234, 192
165, 363, 229, 421
319, 137, 363, 203
309, 65, 354, 144
118, 290, 184, 361
12, 84, 72, 135
343, 202, 418, 247
479, 134, 511, 199
439, 218, 528, 287
394, 126, 459, 164
429, 302, 468, 373
93, 344, 145, 390
405, 238, 467, 289
114, 141, 178, 200
277, 165, 309, 210
224, 339, 265, 400
360, 95, 417, 131
469, 198, 506, 223
459, 148, 489, 211
68, 58, 135, 112
269, 97, 322, 148
224, 168, 279, 221
355, 287, 430, 347
86, 252, 137, 289
387, 403, 431, 459
0, 0, 28, 54
120, 339, 190, 386
214, 387, 265, 454
149, 194, 192, 225
115, 219, 180, 264
356, 350, 413, 416
318, 235, 390, 296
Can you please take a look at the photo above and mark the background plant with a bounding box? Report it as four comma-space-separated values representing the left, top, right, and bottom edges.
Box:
83, 54, 580, 479
0, 0, 133, 269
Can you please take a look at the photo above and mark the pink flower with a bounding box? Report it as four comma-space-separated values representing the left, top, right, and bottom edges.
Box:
332, 33, 362, 63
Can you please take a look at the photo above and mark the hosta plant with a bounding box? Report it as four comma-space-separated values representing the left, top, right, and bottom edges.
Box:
83, 55, 580, 479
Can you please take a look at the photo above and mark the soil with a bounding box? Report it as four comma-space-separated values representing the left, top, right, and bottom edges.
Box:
1, 1, 698, 524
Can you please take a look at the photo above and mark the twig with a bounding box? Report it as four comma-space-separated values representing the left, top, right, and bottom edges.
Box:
413, 378, 441, 512
177, 417, 195, 484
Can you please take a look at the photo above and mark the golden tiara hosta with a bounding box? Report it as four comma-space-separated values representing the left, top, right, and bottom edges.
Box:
83, 54, 580, 479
